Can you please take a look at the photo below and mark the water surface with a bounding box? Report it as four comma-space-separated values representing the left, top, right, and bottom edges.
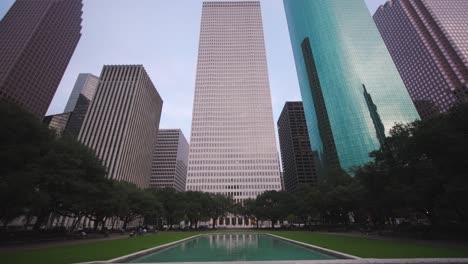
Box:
128, 233, 337, 262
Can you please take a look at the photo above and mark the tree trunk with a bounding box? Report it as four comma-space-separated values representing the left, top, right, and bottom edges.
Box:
111, 217, 116, 231
123, 217, 129, 230
70, 215, 83, 232
33, 210, 49, 231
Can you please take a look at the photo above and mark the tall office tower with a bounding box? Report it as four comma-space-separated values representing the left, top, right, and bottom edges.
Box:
374, 0, 468, 119
278, 102, 317, 192
64, 74, 99, 112
0, 0, 83, 117
150, 129, 189, 192
79, 65, 163, 188
43, 73, 99, 138
64, 74, 99, 137
283, 0, 420, 173
186, 1, 282, 201
65, 94, 92, 137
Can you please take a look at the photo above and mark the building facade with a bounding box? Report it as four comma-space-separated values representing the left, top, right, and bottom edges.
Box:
278, 102, 317, 192
43, 112, 72, 137
374, 0, 468, 119
0, 0, 83, 117
79, 65, 163, 188
150, 129, 189, 192
44, 73, 99, 138
186, 1, 282, 202
65, 94, 92, 137
283, 0, 420, 173
64, 74, 99, 113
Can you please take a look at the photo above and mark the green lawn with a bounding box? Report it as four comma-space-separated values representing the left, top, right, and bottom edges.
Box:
1, 231, 468, 264
273, 231, 468, 259
0, 232, 199, 264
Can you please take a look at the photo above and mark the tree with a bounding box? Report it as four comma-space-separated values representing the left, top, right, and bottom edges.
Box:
255, 191, 293, 228
182, 191, 211, 228
207, 194, 233, 229
153, 188, 185, 229
0, 100, 54, 227
354, 103, 468, 226
0, 101, 109, 230
112, 182, 155, 230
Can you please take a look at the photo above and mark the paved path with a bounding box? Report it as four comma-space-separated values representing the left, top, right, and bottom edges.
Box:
0, 234, 127, 254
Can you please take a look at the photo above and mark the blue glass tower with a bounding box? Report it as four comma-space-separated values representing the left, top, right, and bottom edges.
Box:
283, 0, 420, 172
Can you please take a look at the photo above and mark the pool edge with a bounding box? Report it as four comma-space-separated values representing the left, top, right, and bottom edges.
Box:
266, 233, 361, 260
107, 234, 202, 263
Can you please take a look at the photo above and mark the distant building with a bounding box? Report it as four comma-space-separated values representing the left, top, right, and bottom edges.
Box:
185, 0, 282, 202
278, 102, 317, 192
150, 129, 189, 192
374, 0, 468, 119
43, 112, 72, 137
44, 74, 99, 138
64, 74, 99, 113
79, 65, 163, 188
0, 0, 83, 117
283, 0, 420, 173
65, 94, 92, 138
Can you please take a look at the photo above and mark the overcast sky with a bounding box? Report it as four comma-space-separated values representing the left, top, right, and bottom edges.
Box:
0, 0, 387, 141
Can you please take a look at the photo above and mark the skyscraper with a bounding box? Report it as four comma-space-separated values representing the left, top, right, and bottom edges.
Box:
43, 112, 72, 137
283, 0, 420, 172
186, 1, 282, 201
150, 129, 189, 192
64, 74, 99, 113
278, 102, 317, 192
44, 73, 99, 138
374, 0, 468, 119
79, 65, 163, 188
65, 94, 92, 138
0, 0, 83, 117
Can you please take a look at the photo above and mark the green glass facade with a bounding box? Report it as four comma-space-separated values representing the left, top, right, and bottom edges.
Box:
283, 0, 420, 172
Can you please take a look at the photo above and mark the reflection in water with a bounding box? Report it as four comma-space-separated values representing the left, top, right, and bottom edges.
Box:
209, 234, 258, 250
128, 234, 336, 263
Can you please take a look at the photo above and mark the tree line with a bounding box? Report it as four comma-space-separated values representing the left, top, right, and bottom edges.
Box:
0, 101, 234, 231
240, 103, 468, 232
1, 100, 467, 233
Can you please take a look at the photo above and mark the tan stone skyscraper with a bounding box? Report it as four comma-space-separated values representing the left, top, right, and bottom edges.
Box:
186, 1, 282, 202
79, 65, 163, 188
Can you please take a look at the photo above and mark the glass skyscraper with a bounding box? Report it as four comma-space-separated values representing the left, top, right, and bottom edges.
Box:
283, 0, 420, 172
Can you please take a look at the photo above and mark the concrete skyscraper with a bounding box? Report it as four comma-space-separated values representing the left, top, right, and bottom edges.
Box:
0, 0, 83, 117
278, 102, 317, 192
64, 74, 99, 113
374, 0, 468, 119
283, 0, 420, 173
150, 129, 189, 192
79, 65, 163, 188
186, 1, 282, 201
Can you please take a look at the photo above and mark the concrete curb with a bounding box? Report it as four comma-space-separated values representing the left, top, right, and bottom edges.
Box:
77, 234, 202, 264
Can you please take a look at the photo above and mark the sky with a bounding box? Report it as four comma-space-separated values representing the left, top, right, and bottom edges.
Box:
0, 0, 387, 142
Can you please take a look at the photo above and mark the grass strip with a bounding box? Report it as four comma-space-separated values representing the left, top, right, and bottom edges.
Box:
0, 232, 199, 264
273, 231, 468, 259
